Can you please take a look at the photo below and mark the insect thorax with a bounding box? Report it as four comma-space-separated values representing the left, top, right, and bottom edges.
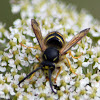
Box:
44, 31, 65, 49
43, 47, 59, 63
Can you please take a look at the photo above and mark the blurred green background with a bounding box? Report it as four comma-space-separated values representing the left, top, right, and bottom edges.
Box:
0, 0, 100, 29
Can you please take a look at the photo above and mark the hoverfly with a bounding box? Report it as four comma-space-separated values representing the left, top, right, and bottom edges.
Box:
18, 19, 90, 94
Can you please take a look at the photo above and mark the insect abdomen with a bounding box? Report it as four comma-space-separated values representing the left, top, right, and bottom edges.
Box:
44, 31, 65, 49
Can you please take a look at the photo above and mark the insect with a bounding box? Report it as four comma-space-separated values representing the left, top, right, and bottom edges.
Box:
18, 19, 90, 94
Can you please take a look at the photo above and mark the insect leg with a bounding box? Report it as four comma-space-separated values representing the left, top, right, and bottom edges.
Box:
67, 50, 83, 59
33, 45, 41, 50
65, 57, 78, 75
19, 43, 41, 50
27, 64, 39, 80
48, 69, 57, 94
19, 43, 41, 62
18, 65, 42, 87
54, 66, 62, 83
35, 55, 41, 62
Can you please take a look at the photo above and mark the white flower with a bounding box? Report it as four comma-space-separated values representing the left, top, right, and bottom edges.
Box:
0, 83, 15, 99
0, 0, 100, 99
98, 40, 100, 45
8, 59, 16, 68
0, 66, 6, 72
11, 5, 21, 14
86, 85, 92, 94
82, 61, 90, 67
80, 78, 89, 88
93, 62, 100, 69
76, 67, 82, 74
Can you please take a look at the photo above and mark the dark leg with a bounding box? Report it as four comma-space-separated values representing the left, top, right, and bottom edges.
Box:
18, 66, 42, 87
27, 64, 39, 80
48, 69, 57, 94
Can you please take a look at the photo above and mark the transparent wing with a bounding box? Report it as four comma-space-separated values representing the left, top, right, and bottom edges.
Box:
31, 19, 46, 51
60, 28, 90, 55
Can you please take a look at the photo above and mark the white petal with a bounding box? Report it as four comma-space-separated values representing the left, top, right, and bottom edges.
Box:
82, 62, 90, 67
0, 66, 6, 72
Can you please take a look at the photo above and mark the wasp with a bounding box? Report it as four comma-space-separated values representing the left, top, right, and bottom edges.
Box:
18, 19, 90, 94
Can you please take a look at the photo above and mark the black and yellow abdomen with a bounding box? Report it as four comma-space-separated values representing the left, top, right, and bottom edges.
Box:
44, 31, 65, 49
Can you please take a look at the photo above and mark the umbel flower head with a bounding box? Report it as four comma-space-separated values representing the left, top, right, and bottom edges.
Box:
0, 0, 100, 99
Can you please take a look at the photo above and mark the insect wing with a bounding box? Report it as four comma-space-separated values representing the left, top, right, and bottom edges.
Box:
60, 28, 90, 55
31, 19, 46, 51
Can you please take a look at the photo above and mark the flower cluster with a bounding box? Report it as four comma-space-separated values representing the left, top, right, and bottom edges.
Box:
0, 0, 100, 99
